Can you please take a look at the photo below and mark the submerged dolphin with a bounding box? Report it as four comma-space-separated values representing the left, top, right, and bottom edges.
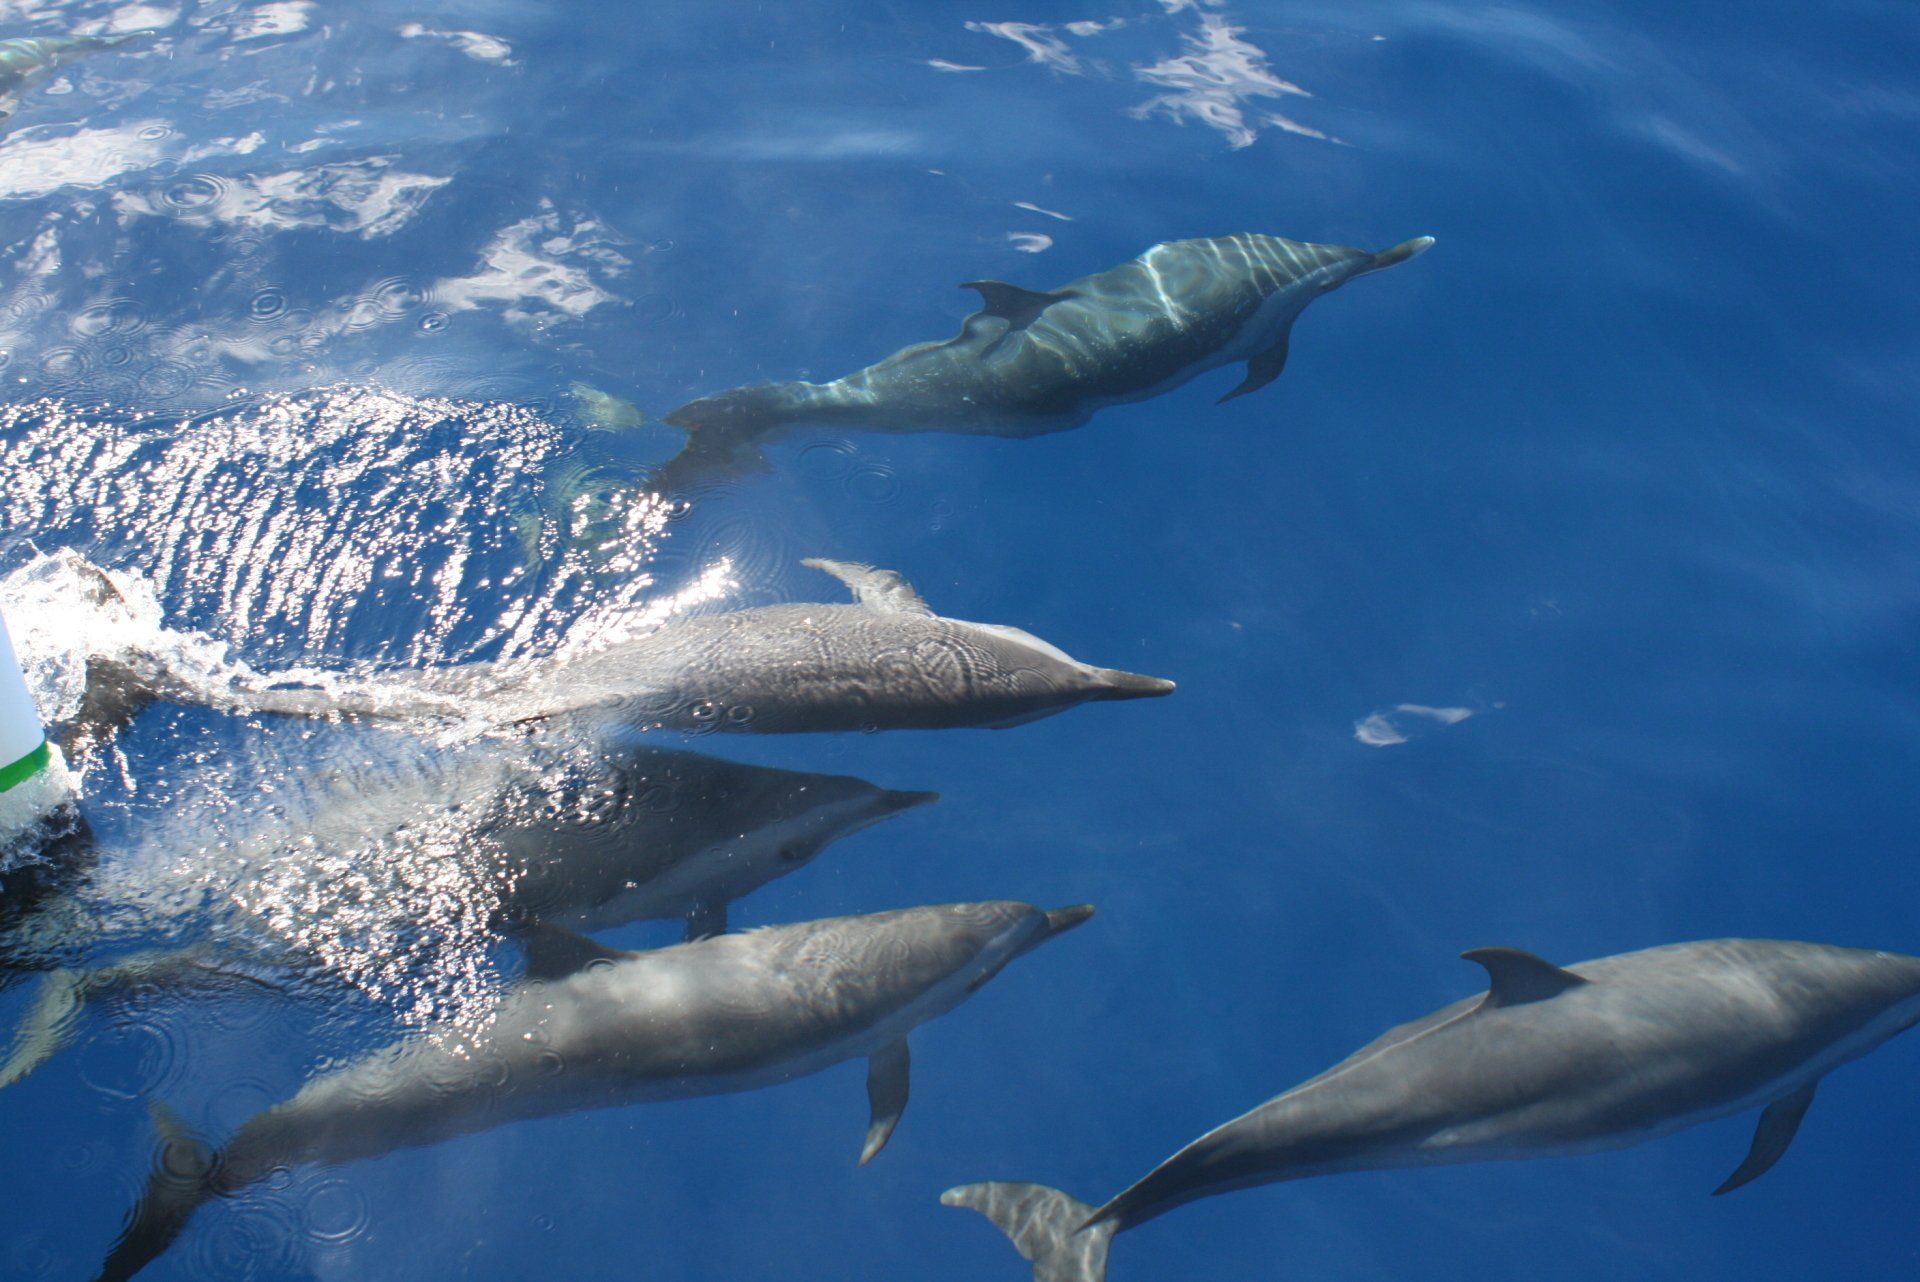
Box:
945, 938, 1920, 1281
92, 900, 1095, 1281
147, 558, 1176, 733
0, 719, 934, 1086
654, 232, 1434, 486
0, 33, 152, 117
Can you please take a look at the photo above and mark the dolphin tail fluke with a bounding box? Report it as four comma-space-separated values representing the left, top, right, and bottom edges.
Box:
644, 435, 772, 495
661, 383, 799, 440
651, 382, 803, 491
1366, 235, 1436, 272
93, 1103, 220, 1282
941, 1182, 1115, 1282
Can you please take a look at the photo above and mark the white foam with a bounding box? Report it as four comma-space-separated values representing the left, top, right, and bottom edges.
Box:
0, 549, 260, 731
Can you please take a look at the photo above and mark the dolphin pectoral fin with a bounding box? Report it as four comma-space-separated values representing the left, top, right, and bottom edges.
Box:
1216, 330, 1290, 404
801, 558, 934, 616
1461, 947, 1590, 1008
859, 1038, 911, 1166
960, 280, 1078, 333
685, 901, 727, 942
521, 922, 636, 982
1714, 1082, 1818, 1196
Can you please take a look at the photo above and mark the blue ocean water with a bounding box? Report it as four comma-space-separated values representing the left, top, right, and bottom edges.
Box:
0, 1, 1917, 1279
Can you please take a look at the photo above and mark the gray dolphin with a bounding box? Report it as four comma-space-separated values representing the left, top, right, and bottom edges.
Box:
945, 938, 1920, 1281
0, 720, 935, 1087
654, 232, 1433, 487
91, 900, 1095, 1282
0, 32, 153, 117
147, 558, 1176, 733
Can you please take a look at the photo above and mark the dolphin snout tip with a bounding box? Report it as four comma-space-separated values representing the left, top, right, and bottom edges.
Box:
883, 789, 942, 813
1043, 904, 1096, 936
1371, 235, 1435, 270
1092, 669, 1176, 701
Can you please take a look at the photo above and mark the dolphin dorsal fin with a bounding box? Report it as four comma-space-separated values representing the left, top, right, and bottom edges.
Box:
522, 922, 635, 982
1463, 947, 1589, 1007
802, 558, 933, 615
960, 280, 1076, 331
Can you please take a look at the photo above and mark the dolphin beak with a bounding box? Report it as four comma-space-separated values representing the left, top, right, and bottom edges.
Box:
880, 789, 941, 814
1042, 904, 1096, 936
1364, 235, 1436, 273
1089, 669, 1177, 701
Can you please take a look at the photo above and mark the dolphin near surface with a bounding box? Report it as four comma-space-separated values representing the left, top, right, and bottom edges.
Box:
89, 900, 1096, 1282
143, 557, 1176, 733
0, 718, 936, 1087
945, 938, 1920, 1281
654, 232, 1434, 487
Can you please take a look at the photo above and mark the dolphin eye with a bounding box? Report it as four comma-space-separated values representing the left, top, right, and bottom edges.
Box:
778, 846, 807, 863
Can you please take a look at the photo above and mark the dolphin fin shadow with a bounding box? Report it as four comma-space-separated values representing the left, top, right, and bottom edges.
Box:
644, 437, 771, 496
522, 922, 635, 981
685, 902, 728, 941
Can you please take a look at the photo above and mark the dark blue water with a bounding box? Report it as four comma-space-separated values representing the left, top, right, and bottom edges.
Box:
2, 2, 1918, 1279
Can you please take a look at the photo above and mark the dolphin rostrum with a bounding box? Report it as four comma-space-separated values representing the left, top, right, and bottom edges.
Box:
654, 232, 1434, 486
91, 900, 1095, 1281
142, 558, 1176, 733
945, 938, 1920, 1281
0, 719, 935, 1086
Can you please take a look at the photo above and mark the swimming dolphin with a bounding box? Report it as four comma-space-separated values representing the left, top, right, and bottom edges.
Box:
654, 232, 1434, 487
141, 558, 1176, 733
0, 32, 153, 118
91, 900, 1096, 1281
493, 724, 939, 938
0, 719, 934, 1086
944, 938, 1920, 1281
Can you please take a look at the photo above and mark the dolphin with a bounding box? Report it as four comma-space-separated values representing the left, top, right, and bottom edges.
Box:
653, 232, 1434, 487
90, 899, 1096, 1282
492, 724, 939, 938
0, 32, 154, 117
0, 719, 935, 1086
944, 938, 1920, 1281
140, 558, 1176, 733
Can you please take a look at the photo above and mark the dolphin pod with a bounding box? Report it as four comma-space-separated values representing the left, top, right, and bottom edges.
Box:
140, 557, 1175, 733
653, 232, 1433, 488
944, 939, 1920, 1281
89, 901, 1094, 1282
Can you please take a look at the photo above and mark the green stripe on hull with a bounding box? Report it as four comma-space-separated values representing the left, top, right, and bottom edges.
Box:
0, 739, 49, 793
